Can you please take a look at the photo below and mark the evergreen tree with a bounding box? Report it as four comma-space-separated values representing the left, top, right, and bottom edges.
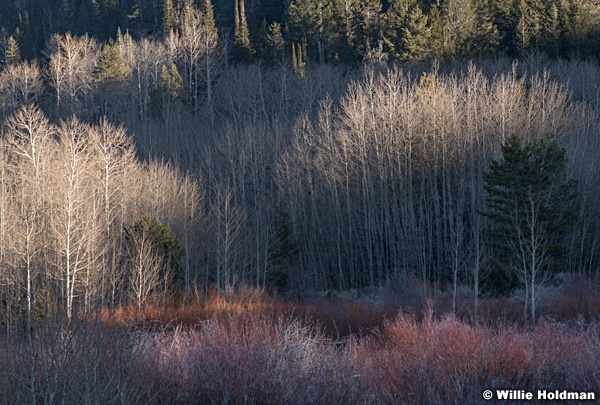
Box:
287, 0, 336, 63
93, 39, 130, 83
3, 36, 21, 67
162, 0, 177, 36
427, 4, 445, 58
201, 0, 218, 37
291, 41, 306, 76
73, 0, 103, 36
346, 0, 382, 62
515, 0, 544, 53
481, 135, 577, 321
442, 0, 479, 56
150, 63, 188, 113
264, 21, 285, 64
381, 0, 414, 60
125, 212, 185, 295
92, 38, 129, 118
17, 13, 36, 59
58, 0, 76, 33
541, 1, 562, 57
468, 0, 501, 56
266, 209, 299, 291
127, 0, 163, 36
232, 0, 254, 63
161, 63, 186, 98
488, 0, 519, 53
199, 0, 220, 115
400, 4, 432, 61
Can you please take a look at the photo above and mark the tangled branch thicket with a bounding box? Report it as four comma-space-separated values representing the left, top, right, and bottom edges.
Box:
2, 295, 600, 404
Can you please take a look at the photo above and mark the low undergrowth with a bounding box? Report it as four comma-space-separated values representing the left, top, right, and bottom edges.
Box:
1, 275, 599, 404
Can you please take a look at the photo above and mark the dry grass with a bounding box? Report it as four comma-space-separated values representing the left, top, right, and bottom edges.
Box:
100, 285, 400, 339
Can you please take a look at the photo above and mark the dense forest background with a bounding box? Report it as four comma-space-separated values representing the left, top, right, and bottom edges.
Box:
1, 0, 600, 63
1, 0, 600, 324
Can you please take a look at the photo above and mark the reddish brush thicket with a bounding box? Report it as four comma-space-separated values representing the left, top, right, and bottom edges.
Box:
369, 313, 600, 404
133, 311, 600, 404
142, 312, 368, 404
2, 285, 600, 404
101, 286, 402, 338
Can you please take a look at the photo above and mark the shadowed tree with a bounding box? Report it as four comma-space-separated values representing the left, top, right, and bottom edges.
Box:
232, 0, 254, 63
287, 0, 336, 63
381, 0, 413, 59
264, 22, 285, 64
481, 135, 577, 321
93, 39, 131, 118
162, 0, 176, 36
125, 212, 185, 301
125, 223, 165, 308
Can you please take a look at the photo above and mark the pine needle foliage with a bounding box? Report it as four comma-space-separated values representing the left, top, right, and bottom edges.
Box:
481, 135, 577, 319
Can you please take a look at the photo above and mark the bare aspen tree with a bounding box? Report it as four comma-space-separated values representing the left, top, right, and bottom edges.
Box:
142, 160, 203, 292
287, 116, 330, 288
126, 227, 164, 308
3, 106, 56, 403
128, 38, 166, 117
276, 119, 320, 290
51, 118, 101, 320
179, 4, 203, 105
178, 1, 221, 120
0, 145, 8, 292
200, 0, 221, 124
314, 97, 347, 289
212, 186, 246, 288
46, 33, 99, 117
3, 107, 55, 310
526, 71, 570, 138
463, 64, 491, 319
89, 119, 136, 307
177, 174, 203, 292
270, 63, 596, 295
489, 64, 527, 143
0, 61, 43, 114
235, 122, 283, 288
339, 74, 377, 286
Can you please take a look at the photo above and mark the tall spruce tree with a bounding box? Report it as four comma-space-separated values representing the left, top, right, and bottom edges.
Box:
93, 39, 130, 83
232, 0, 254, 63
400, 4, 432, 61
162, 0, 177, 36
381, 0, 414, 60
3, 36, 21, 67
481, 135, 577, 321
346, 0, 382, 62
264, 21, 285, 64
286, 0, 335, 63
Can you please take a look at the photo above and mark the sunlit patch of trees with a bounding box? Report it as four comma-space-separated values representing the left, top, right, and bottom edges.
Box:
0, 106, 202, 327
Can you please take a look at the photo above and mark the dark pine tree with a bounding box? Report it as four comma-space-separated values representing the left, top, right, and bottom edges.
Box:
481, 135, 577, 321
